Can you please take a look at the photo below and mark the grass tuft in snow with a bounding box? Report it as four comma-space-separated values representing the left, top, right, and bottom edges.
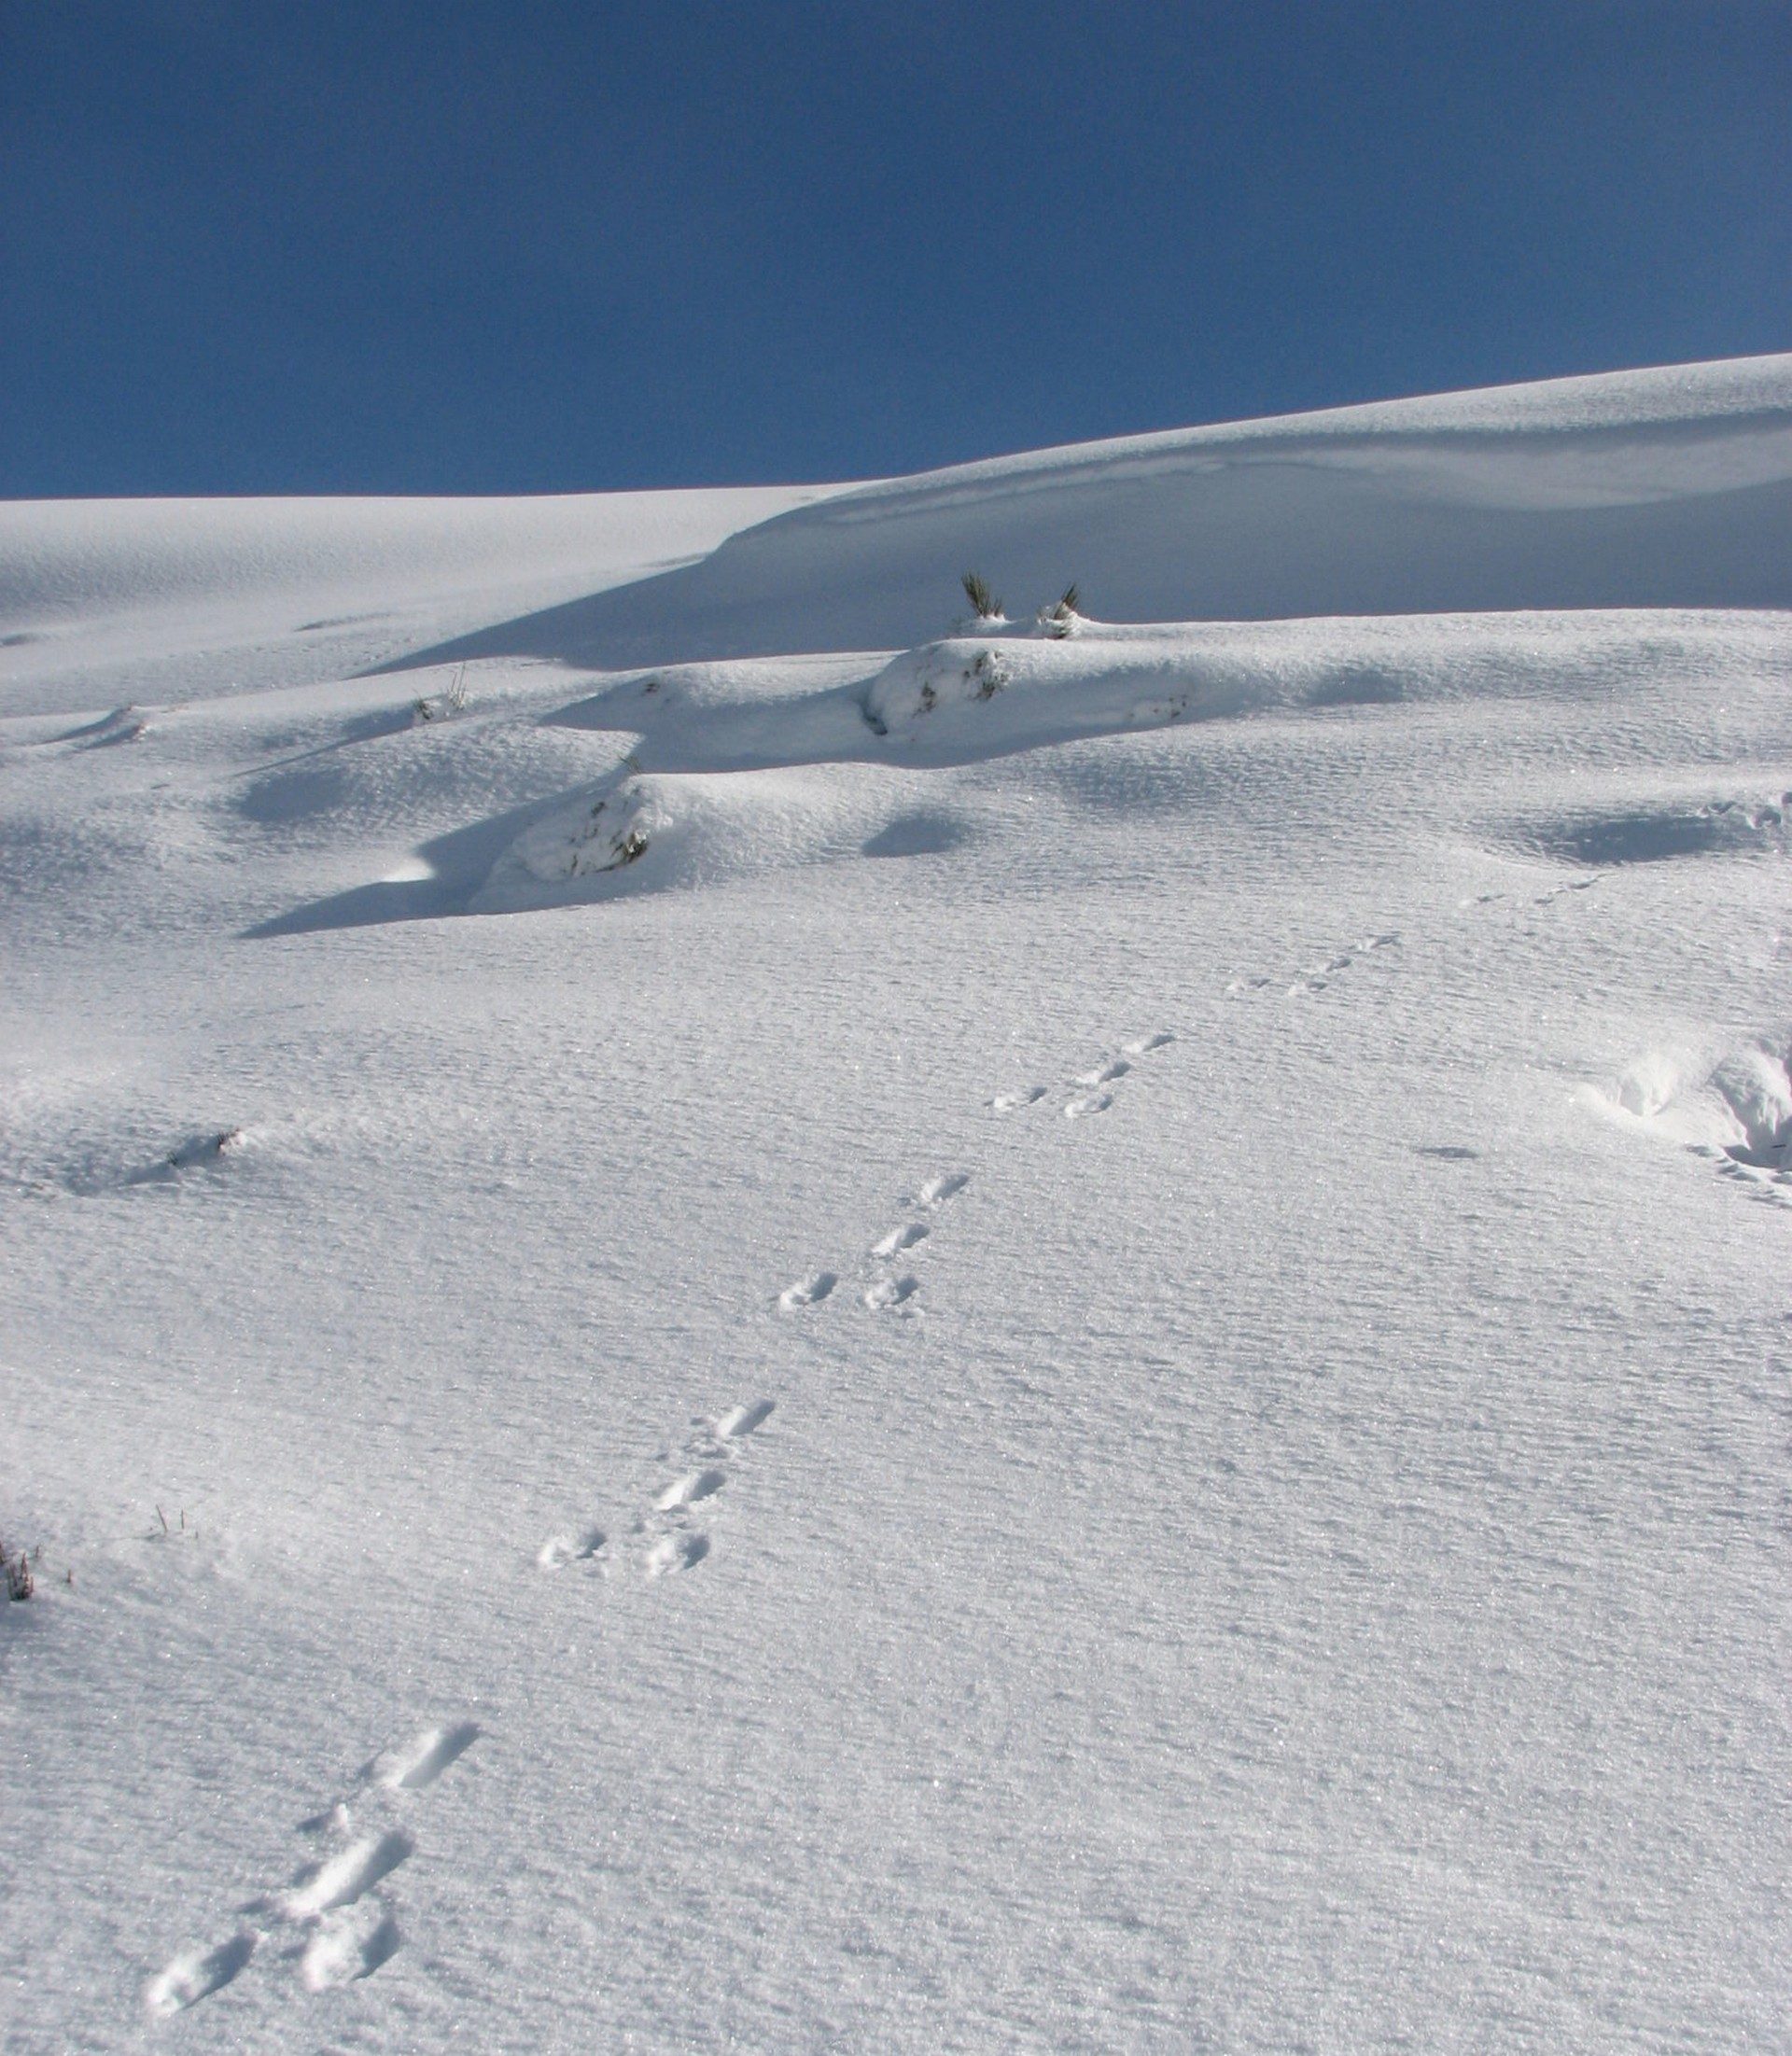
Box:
1038, 583, 1083, 637
4, 1541, 36, 1601
412, 664, 470, 725
961, 570, 1002, 622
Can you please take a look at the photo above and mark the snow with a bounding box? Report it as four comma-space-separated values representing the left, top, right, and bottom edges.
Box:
402, 353, 1792, 672
0, 484, 843, 720
3, 355, 1790, 2052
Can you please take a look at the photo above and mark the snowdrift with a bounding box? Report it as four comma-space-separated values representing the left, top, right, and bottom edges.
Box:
399, 353, 1792, 672
0, 484, 837, 716
462, 609, 1787, 918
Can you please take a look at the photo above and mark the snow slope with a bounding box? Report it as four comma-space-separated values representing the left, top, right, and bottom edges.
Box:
2, 357, 1789, 2053
402, 353, 1792, 670
0, 484, 842, 719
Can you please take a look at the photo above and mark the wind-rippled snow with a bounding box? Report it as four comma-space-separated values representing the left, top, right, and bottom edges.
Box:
3, 357, 1790, 2053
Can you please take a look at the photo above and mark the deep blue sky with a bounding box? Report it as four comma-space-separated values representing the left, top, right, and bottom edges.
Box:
3, 0, 1787, 496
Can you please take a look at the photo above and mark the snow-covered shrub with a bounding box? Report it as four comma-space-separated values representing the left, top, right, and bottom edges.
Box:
865, 644, 1014, 729
499, 778, 654, 888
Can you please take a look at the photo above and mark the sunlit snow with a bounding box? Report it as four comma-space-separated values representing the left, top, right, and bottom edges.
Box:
3, 358, 1790, 2051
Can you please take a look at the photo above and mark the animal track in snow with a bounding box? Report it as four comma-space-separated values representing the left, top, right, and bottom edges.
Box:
1056, 1031, 1174, 1113
536, 1527, 606, 1571
370, 1723, 482, 1792
147, 1717, 475, 2015
864, 1274, 919, 1310
715, 1399, 775, 1439
283, 1829, 414, 1919
654, 1467, 726, 1511
1227, 931, 1401, 998
917, 1171, 969, 1206
301, 1902, 401, 1992
632, 1399, 777, 1575
991, 1085, 1048, 1111
1534, 875, 1603, 904
1293, 931, 1401, 991
873, 1221, 929, 1257
1060, 1036, 1167, 1118
145, 1933, 258, 2017
1074, 1058, 1131, 1087
645, 1531, 710, 1576
1712, 1154, 1792, 1207
778, 1270, 836, 1309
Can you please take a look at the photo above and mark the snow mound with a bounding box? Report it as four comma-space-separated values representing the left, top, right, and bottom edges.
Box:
473, 753, 1000, 915
1712, 1042, 1792, 1168
1588, 1033, 1792, 1170
284, 608, 1789, 922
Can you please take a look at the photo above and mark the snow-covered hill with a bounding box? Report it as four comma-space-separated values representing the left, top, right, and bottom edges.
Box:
405, 353, 1792, 670
3, 357, 1789, 2053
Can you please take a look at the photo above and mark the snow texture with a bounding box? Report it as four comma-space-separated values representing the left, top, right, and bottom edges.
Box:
3, 355, 1791, 2052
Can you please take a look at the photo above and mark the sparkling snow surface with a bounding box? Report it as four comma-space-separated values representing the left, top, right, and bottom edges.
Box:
3, 361, 1791, 2052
